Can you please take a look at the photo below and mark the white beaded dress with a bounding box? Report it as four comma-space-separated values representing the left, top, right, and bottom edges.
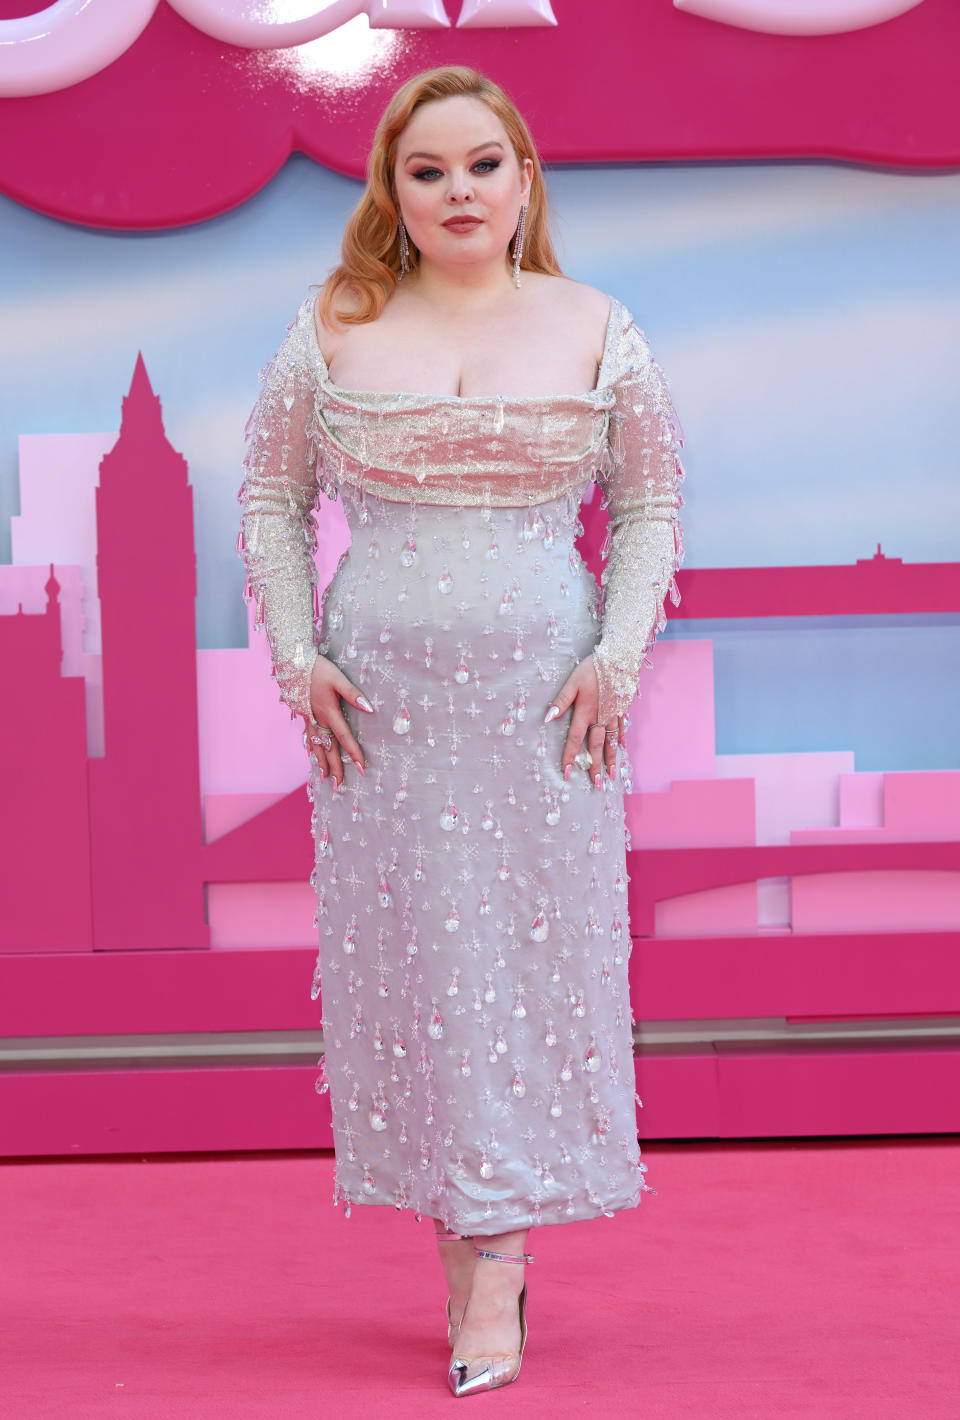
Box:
238, 289, 685, 1234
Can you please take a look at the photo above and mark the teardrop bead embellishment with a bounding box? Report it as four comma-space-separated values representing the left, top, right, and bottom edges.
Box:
529, 910, 549, 943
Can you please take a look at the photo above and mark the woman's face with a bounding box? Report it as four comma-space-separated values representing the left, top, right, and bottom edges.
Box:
394, 95, 533, 277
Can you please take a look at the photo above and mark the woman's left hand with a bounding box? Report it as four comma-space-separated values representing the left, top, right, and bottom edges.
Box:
544, 656, 623, 790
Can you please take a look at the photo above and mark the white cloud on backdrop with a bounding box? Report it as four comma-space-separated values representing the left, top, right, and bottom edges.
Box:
2, 260, 328, 356
547, 164, 960, 263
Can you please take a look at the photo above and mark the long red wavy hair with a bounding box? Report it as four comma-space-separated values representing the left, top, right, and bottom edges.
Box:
315, 66, 562, 327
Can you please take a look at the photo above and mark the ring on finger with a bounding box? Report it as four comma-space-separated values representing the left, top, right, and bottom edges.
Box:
311, 728, 334, 751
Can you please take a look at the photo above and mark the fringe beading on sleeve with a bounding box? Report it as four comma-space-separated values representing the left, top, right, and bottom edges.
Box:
591, 314, 687, 725
237, 305, 325, 720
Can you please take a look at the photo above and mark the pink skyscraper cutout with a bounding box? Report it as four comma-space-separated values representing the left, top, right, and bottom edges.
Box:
86, 355, 209, 949
0, 568, 92, 951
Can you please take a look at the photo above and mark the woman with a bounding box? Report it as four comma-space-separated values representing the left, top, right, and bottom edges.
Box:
238, 65, 685, 1397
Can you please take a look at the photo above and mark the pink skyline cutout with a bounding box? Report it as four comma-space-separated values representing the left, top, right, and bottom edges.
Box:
1, 357, 958, 953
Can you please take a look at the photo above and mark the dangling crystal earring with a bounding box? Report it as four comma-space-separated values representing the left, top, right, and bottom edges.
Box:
397, 217, 410, 281
511, 203, 527, 289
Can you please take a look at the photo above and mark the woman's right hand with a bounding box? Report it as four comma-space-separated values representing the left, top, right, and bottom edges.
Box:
301, 655, 374, 787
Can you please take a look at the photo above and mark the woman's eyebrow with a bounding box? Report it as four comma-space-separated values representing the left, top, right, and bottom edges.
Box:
403, 141, 505, 162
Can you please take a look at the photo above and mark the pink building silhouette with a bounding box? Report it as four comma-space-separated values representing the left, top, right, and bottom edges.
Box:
0, 569, 92, 951
86, 356, 209, 949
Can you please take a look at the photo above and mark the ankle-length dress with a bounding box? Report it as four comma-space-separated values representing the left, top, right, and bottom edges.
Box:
238, 289, 685, 1235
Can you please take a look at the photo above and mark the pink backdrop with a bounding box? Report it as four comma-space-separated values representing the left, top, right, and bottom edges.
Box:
2, 0, 958, 1153
1, 0, 958, 227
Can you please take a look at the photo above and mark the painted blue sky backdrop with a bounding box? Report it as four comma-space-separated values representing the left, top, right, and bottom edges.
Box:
2, 158, 958, 768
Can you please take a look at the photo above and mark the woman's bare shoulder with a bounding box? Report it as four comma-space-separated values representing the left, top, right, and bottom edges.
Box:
527, 271, 610, 312
528, 271, 610, 320
526, 274, 613, 358
310, 283, 364, 363
562, 275, 613, 321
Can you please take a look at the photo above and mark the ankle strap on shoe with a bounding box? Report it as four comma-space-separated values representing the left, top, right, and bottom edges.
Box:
473, 1246, 535, 1264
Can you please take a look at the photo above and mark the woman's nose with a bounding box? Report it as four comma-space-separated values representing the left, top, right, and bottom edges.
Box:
447, 172, 475, 203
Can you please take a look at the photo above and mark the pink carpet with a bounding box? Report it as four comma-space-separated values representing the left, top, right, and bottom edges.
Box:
2, 1137, 956, 1419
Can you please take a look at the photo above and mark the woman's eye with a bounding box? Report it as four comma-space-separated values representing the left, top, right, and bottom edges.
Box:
411, 159, 501, 181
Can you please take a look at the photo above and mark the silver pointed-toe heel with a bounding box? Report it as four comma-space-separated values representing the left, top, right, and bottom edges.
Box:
448, 1244, 534, 1398
436, 1228, 473, 1348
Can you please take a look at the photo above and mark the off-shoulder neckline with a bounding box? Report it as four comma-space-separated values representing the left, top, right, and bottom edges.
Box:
303, 291, 623, 406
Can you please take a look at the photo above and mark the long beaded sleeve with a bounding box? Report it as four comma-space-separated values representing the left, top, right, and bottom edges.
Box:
592, 313, 686, 725
237, 309, 321, 720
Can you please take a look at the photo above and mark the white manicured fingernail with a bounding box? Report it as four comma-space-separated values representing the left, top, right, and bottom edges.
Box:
544, 705, 560, 723
357, 695, 374, 713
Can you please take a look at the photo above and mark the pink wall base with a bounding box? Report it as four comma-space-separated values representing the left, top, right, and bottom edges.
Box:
2, 927, 958, 1155
3, 1046, 957, 1158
